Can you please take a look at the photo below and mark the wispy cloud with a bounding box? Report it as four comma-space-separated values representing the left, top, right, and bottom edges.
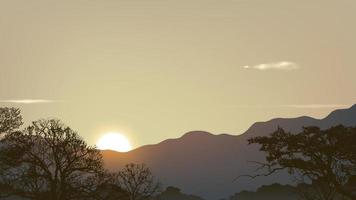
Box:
281, 104, 350, 109
0, 99, 58, 104
242, 61, 299, 71
234, 104, 350, 109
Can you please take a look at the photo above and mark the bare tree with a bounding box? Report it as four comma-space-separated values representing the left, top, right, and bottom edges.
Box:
0, 107, 22, 135
117, 163, 160, 200
79, 170, 130, 200
0, 119, 104, 200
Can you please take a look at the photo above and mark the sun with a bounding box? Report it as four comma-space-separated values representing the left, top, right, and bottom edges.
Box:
97, 132, 132, 152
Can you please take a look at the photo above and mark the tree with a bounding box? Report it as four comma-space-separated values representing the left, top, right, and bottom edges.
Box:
116, 163, 160, 200
0, 107, 23, 198
0, 119, 104, 200
73, 171, 129, 200
247, 125, 356, 200
296, 180, 339, 200
0, 107, 22, 134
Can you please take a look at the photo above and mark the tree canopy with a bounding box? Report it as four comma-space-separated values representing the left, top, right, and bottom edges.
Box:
0, 119, 105, 200
248, 125, 356, 200
116, 163, 160, 200
0, 107, 159, 200
0, 107, 22, 134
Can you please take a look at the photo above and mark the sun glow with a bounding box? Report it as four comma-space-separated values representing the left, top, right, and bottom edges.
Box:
97, 132, 132, 152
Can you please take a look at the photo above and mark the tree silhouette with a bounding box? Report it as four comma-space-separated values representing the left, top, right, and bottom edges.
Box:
116, 163, 160, 200
0, 107, 23, 198
78, 171, 130, 200
0, 119, 104, 200
248, 125, 356, 200
0, 107, 22, 134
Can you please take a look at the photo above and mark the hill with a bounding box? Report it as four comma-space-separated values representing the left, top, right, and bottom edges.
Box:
229, 183, 298, 200
156, 186, 205, 200
102, 104, 356, 200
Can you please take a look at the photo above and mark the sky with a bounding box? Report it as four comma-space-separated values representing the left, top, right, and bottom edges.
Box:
0, 0, 355, 148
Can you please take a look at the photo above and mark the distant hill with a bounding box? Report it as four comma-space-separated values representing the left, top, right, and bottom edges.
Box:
229, 182, 349, 200
229, 183, 299, 200
156, 186, 205, 200
102, 104, 356, 200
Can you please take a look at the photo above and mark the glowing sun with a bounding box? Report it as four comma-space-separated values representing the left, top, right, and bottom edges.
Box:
97, 132, 132, 152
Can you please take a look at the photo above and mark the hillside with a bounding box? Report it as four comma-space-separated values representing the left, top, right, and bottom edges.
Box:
102, 104, 356, 200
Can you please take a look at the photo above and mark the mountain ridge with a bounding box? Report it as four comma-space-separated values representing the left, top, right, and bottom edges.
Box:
125, 104, 356, 152
102, 104, 356, 200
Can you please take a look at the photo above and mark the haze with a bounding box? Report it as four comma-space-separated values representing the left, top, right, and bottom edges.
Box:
1, 0, 355, 148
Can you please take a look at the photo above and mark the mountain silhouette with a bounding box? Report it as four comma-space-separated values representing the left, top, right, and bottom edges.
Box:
155, 186, 205, 200
229, 183, 299, 200
102, 104, 356, 200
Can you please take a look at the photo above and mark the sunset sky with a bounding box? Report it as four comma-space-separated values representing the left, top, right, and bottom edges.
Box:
1, 0, 355, 148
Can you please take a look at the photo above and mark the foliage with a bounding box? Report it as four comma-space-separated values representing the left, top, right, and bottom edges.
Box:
248, 125, 356, 200
0, 119, 104, 200
0, 107, 22, 134
229, 183, 348, 200
79, 171, 130, 200
0, 108, 160, 200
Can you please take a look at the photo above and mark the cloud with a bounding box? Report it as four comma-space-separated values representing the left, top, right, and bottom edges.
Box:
234, 104, 350, 109
0, 99, 58, 104
280, 104, 350, 109
242, 61, 299, 71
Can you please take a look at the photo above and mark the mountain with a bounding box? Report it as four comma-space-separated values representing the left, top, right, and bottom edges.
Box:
243, 104, 356, 138
229, 182, 349, 200
155, 186, 205, 200
229, 183, 299, 200
102, 104, 356, 200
